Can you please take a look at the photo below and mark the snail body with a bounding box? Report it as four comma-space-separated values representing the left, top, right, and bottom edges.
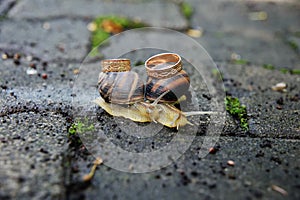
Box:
93, 95, 192, 129
94, 90, 214, 129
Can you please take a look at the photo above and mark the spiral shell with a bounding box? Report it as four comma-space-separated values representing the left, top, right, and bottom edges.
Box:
145, 70, 190, 102
145, 53, 190, 103
98, 71, 144, 104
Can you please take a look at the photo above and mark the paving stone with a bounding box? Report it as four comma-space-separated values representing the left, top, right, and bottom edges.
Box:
194, 30, 299, 69
0, 19, 90, 62
0, 111, 68, 199
218, 63, 300, 138
67, 136, 300, 200
189, 0, 300, 33
188, 0, 300, 68
0, 53, 80, 89
0, 0, 299, 199
8, 0, 187, 29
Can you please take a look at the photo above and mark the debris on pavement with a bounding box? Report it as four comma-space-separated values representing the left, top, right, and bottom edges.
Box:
271, 184, 288, 196
186, 28, 203, 38
82, 157, 103, 182
248, 11, 268, 21
227, 160, 235, 166
271, 82, 287, 92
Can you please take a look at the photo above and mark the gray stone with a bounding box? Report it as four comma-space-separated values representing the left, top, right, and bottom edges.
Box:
189, 0, 300, 33
8, 0, 187, 29
0, 111, 68, 199
0, 0, 15, 16
218, 63, 300, 138
0, 19, 90, 62
188, 0, 300, 68
194, 30, 300, 69
68, 136, 300, 200
0, 0, 300, 199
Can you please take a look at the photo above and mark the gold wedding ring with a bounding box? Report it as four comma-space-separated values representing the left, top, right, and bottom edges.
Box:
145, 53, 182, 79
101, 58, 131, 72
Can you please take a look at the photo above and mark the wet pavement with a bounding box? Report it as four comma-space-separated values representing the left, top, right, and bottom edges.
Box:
0, 0, 299, 199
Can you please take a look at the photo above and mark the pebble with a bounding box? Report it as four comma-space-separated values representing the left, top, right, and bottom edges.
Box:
43, 22, 51, 30
26, 68, 38, 75
2, 53, 8, 60
73, 69, 80, 75
29, 63, 36, 69
186, 28, 203, 38
231, 53, 241, 61
26, 55, 33, 62
209, 147, 217, 154
42, 73, 48, 79
87, 22, 97, 32
271, 184, 288, 196
13, 53, 21, 60
272, 82, 287, 92
227, 160, 235, 166
248, 11, 268, 21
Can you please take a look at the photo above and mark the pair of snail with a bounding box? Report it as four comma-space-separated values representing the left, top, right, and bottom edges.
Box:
93, 53, 213, 129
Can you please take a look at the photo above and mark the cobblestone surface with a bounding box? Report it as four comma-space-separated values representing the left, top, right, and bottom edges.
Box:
0, 0, 299, 199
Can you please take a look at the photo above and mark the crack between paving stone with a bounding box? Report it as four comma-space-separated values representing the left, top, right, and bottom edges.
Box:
0, 101, 72, 118
0, 0, 17, 17
1, 104, 299, 141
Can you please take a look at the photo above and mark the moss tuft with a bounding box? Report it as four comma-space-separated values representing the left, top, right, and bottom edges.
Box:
263, 64, 275, 70
232, 59, 250, 65
225, 96, 249, 131
68, 118, 95, 135
180, 2, 193, 20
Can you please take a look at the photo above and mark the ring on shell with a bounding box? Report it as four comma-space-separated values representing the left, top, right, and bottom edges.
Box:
145, 53, 182, 79
101, 58, 131, 72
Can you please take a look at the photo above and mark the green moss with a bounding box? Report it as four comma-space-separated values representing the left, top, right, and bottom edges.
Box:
291, 69, 300, 75
232, 59, 249, 65
180, 2, 193, 20
68, 118, 95, 135
263, 64, 275, 70
225, 96, 249, 131
134, 60, 145, 66
262, 64, 300, 75
211, 68, 223, 81
90, 15, 146, 55
0, 16, 6, 21
279, 68, 289, 74
287, 40, 299, 52
293, 31, 300, 38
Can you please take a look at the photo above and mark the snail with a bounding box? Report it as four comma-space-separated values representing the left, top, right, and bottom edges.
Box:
94, 56, 214, 129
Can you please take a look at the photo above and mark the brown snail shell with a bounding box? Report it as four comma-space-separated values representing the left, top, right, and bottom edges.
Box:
145, 53, 190, 103
98, 59, 144, 104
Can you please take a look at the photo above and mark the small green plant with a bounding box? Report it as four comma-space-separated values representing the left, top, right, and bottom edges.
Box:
68, 118, 95, 135
263, 64, 275, 70
287, 40, 299, 52
211, 68, 223, 81
180, 2, 193, 20
291, 69, 300, 75
225, 96, 249, 131
232, 59, 250, 65
262, 64, 300, 75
